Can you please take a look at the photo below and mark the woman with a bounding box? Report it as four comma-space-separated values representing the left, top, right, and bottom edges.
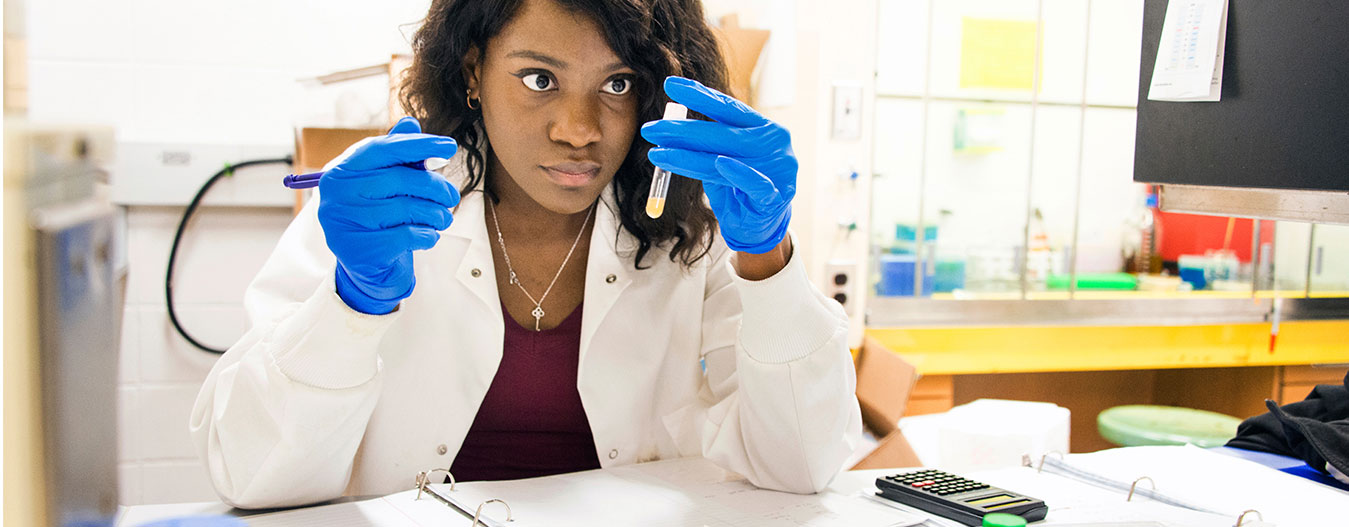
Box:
190, 0, 860, 508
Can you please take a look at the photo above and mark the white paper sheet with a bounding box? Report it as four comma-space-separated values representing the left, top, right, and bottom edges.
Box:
967, 465, 1233, 527
1147, 0, 1228, 102
245, 496, 444, 527
1058, 445, 1345, 525
968, 445, 1345, 526
245, 458, 924, 527
438, 458, 924, 527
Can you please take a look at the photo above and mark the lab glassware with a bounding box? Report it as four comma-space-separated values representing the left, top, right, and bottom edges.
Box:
646, 102, 689, 219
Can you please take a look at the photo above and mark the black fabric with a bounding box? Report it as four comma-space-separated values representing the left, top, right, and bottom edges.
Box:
1226, 371, 1349, 477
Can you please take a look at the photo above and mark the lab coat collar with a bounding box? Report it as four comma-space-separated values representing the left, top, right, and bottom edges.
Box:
580, 188, 635, 368
443, 189, 501, 315
438, 176, 637, 368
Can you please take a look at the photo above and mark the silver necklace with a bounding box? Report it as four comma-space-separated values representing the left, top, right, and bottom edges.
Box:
487, 198, 594, 331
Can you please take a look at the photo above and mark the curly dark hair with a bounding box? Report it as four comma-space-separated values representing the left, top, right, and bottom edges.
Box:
400, 0, 728, 270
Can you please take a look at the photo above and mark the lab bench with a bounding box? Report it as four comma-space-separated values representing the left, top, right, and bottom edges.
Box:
865, 320, 1349, 452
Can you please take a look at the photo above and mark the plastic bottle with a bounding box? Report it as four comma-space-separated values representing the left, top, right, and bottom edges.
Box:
877, 223, 935, 296
1124, 189, 1164, 275
1026, 208, 1052, 289
932, 209, 966, 293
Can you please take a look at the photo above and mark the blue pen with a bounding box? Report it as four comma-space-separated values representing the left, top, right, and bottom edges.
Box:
281, 158, 449, 189
282, 171, 324, 189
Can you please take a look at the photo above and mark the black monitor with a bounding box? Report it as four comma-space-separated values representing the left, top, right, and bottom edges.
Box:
1133, 0, 1349, 192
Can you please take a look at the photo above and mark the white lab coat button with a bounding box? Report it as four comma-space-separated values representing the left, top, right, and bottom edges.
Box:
471, 268, 482, 277
608, 448, 618, 459
605, 274, 617, 283
437, 444, 448, 455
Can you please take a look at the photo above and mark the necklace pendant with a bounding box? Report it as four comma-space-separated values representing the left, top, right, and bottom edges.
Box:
531, 306, 545, 331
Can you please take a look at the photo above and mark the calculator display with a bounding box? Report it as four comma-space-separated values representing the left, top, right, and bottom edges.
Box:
967, 494, 1017, 506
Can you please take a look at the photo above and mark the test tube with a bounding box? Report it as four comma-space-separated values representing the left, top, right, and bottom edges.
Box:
646, 102, 689, 219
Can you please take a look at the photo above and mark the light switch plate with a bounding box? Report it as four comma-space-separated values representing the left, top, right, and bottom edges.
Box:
831, 82, 863, 141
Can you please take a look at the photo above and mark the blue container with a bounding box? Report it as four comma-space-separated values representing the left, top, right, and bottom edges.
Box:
933, 258, 966, 293
892, 224, 938, 254
878, 254, 935, 297
1178, 255, 1208, 290
1179, 266, 1207, 290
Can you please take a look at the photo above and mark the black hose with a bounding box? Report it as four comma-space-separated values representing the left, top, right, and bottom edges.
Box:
165, 157, 293, 354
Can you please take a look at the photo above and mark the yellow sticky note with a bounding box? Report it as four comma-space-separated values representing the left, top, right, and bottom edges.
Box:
960, 18, 1040, 91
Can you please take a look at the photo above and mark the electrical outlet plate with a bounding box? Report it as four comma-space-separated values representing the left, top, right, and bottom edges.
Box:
823, 258, 864, 349
111, 142, 296, 207
824, 259, 858, 307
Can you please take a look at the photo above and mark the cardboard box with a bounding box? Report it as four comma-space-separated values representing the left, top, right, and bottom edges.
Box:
713, 15, 771, 106
851, 337, 923, 469
290, 127, 383, 213
293, 56, 411, 212
292, 127, 384, 174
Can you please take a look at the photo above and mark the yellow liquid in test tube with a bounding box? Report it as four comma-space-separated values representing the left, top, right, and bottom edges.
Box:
645, 197, 666, 218
646, 102, 689, 219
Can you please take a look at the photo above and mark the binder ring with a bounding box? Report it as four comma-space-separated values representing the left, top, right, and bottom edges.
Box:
1126, 476, 1155, 502
1235, 509, 1264, 526
473, 498, 513, 525
415, 468, 456, 500
1035, 451, 1065, 473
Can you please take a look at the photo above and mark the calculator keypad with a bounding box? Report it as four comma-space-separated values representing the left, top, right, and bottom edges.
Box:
875, 469, 1048, 526
885, 469, 990, 496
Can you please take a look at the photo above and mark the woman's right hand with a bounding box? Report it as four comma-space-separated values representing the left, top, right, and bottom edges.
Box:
317, 117, 460, 314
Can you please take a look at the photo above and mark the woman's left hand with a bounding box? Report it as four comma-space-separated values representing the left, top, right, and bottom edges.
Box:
641, 76, 796, 254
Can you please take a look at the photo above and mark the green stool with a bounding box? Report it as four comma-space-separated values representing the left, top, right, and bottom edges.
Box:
1097, 405, 1243, 448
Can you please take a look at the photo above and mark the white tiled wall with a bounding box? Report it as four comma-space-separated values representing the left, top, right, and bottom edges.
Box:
116, 206, 294, 505
26, 0, 434, 505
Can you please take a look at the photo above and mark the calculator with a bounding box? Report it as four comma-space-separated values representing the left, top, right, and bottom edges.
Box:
874, 469, 1048, 526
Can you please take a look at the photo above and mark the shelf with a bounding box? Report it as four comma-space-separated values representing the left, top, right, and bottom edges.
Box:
920, 290, 1349, 301
865, 320, 1349, 376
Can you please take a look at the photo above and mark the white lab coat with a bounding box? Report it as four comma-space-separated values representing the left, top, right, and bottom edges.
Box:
189, 157, 862, 509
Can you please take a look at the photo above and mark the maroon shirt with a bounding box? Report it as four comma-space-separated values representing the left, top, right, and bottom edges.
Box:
449, 302, 601, 481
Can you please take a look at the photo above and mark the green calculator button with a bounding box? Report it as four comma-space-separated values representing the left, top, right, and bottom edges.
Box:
981, 512, 1028, 527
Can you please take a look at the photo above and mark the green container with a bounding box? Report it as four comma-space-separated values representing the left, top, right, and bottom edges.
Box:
1046, 272, 1138, 291
1097, 405, 1243, 448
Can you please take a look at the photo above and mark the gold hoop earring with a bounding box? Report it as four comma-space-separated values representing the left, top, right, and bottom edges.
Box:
466, 93, 480, 110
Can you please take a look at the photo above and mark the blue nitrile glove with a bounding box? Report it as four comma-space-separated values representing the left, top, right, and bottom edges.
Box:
641, 76, 795, 254
317, 117, 460, 314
